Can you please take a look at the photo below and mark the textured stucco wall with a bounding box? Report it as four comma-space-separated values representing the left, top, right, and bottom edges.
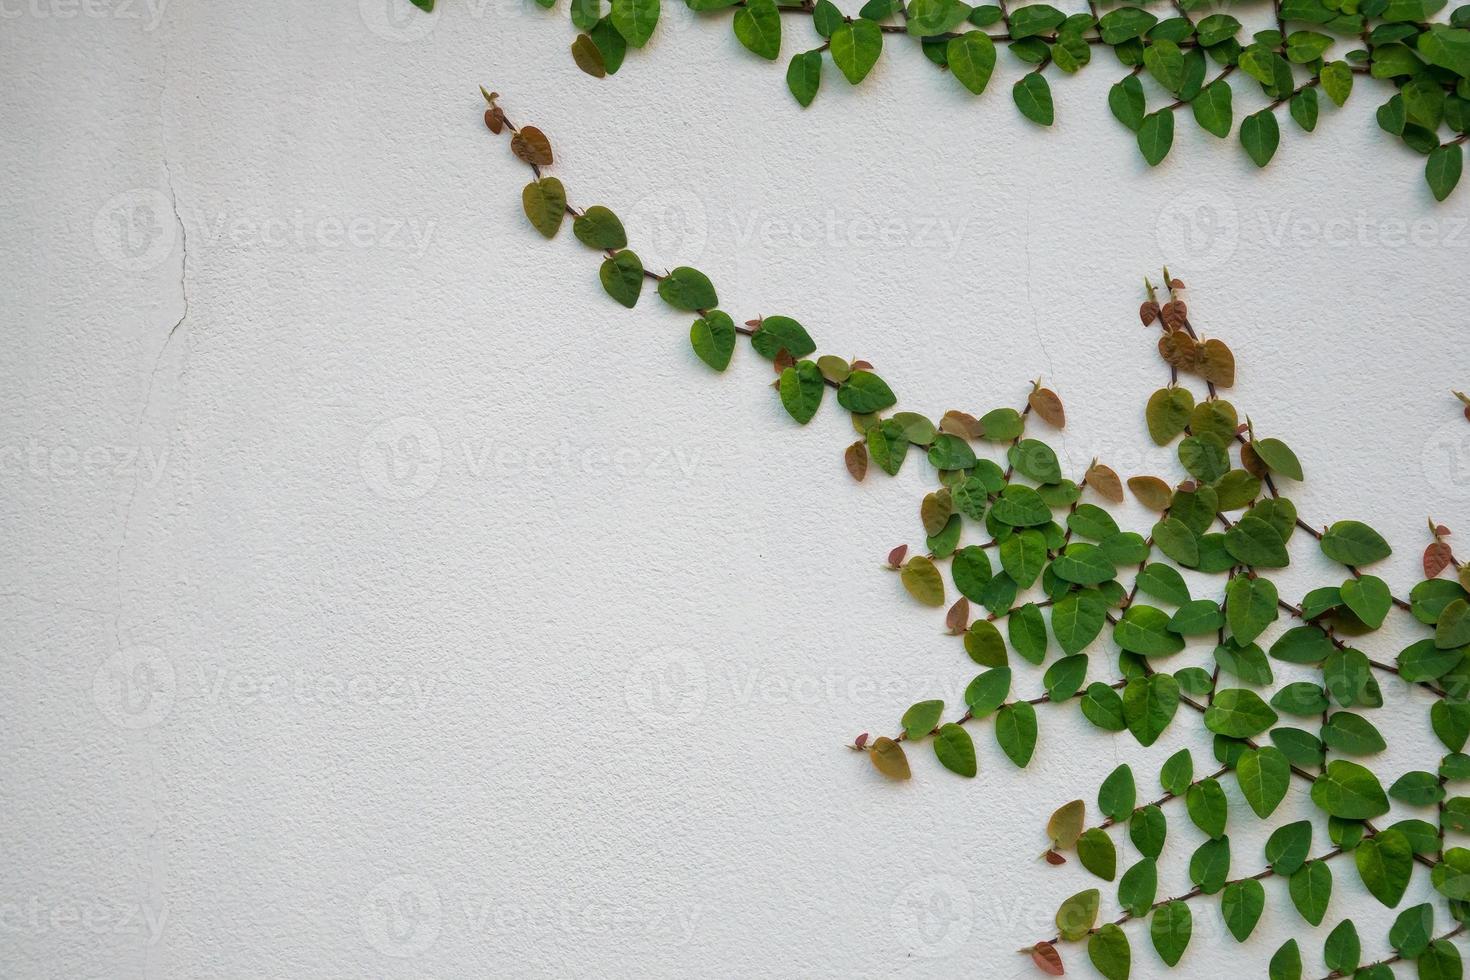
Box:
2, 1, 1470, 977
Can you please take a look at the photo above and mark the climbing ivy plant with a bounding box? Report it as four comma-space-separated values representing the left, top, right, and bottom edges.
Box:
482, 93, 1470, 977
430, 0, 1470, 198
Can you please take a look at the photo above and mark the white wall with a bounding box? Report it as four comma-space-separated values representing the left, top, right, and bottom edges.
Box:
3, 1, 1470, 976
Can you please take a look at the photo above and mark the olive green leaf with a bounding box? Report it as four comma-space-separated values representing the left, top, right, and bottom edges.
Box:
1226, 575, 1279, 645
1137, 562, 1191, 605
952, 546, 994, 603
1099, 6, 1157, 44
901, 556, 945, 607
1321, 520, 1392, 565
1321, 59, 1354, 106
1078, 827, 1117, 880
965, 619, 1006, 666
1438, 599, 1470, 649
1310, 760, 1389, 819
1000, 529, 1048, 588
933, 722, 977, 776
869, 736, 910, 779
571, 33, 609, 78
600, 250, 644, 308
1341, 574, 1392, 629
1224, 516, 1290, 568
1047, 797, 1085, 849
965, 666, 1011, 719
1052, 590, 1107, 654
1051, 543, 1117, 586
1088, 923, 1130, 980
992, 485, 1052, 526
1056, 887, 1100, 942
1010, 602, 1049, 665
1150, 901, 1192, 966
1237, 746, 1291, 817
1355, 828, 1413, 907
1205, 688, 1279, 738
996, 701, 1038, 766
1124, 673, 1180, 746
902, 699, 943, 739
1152, 518, 1200, 567
980, 407, 1024, 441
1433, 846, 1470, 899
733, 0, 781, 60
1146, 387, 1194, 444
572, 205, 627, 250
657, 266, 718, 311
521, 177, 567, 238
786, 49, 823, 107
1160, 748, 1193, 796
830, 19, 883, 84
1289, 859, 1333, 925
1013, 73, 1055, 125
778, 360, 824, 424
609, 0, 659, 47
866, 419, 908, 476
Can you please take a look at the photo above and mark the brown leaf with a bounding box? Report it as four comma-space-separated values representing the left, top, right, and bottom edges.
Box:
945, 598, 970, 634
1161, 299, 1188, 331
1198, 338, 1236, 387
1463, 405, 1469, 423
940, 410, 983, 440
1436, 525, 1453, 537
1461, 564, 1470, 591
510, 126, 553, 166
1030, 942, 1065, 975
845, 442, 868, 482
853, 732, 869, 749
869, 737, 911, 780
1240, 441, 1267, 479
1085, 462, 1124, 503
1127, 475, 1173, 511
1043, 850, 1067, 866
570, 33, 607, 78
745, 318, 763, 329
1139, 301, 1160, 326
887, 544, 908, 569
921, 490, 953, 536
1176, 480, 1198, 493
1169, 277, 1185, 290
483, 107, 505, 134
774, 349, 795, 374
1426, 541, 1454, 579
1029, 387, 1066, 428
1158, 331, 1200, 370
851, 360, 873, 371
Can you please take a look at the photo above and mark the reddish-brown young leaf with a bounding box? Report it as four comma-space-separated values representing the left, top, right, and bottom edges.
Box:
484, 107, 505, 134
887, 544, 908, 569
1161, 299, 1188, 331
1240, 441, 1267, 479
946, 598, 970, 634
1085, 462, 1124, 503
1029, 387, 1066, 428
745, 318, 763, 330
1436, 524, 1453, 537
921, 491, 953, 536
1139, 301, 1160, 326
774, 349, 796, 374
854, 732, 869, 749
1198, 338, 1236, 387
1043, 850, 1067, 866
850, 360, 873, 371
1177, 480, 1198, 493
1464, 405, 1469, 423
1426, 541, 1454, 578
1169, 277, 1185, 290
1031, 941, 1065, 975
1158, 331, 1200, 370
510, 126, 553, 165
845, 442, 868, 482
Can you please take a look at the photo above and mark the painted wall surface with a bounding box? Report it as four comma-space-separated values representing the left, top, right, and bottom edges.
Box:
3, 1, 1470, 976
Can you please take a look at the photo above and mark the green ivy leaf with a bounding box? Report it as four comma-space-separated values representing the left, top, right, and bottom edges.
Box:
1150, 900, 1192, 966
948, 31, 997, 93
1145, 38, 1186, 91
1321, 711, 1387, 755
778, 360, 825, 424
1079, 827, 1117, 880
1289, 859, 1333, 925
1355, 828, 1413, 907
1124, 673, 1180, 746
830, 19, 883, 84
750, 315, 814, 359
1420, 939, 1463, 980
1271, 625, 1335, 665
786, 49, 824, 107
1226, 575, 1279, 645
1324, 921, 1362, 975
1240, 108, 1281, 167
1137, 109, 1176, 166
1186, 777, 1229, 838
901, 556, 946, 607
1224, 516, 1290, 568
609, 0, 659, 47
933, 722, 977, 776
1428, 142, 1465, 201
1189, 835, 1231, 893
1341, 574, 1392, 629
1115, 605, 1187, 657
1081, 681, 1127, 732
1221, 878, 1266, 942
1099, 764, 1137, 822
657, 266, 718, 311
901, 698, 944, 739
1013, 73, 1055, 125
572, 205, 627, 250
1311, 760, 1389, 819
600, 250, 645, 308
1193, 78, 1234, 137
996, 701, 1038, 766
1205, 688, 1278, 738
1267, 820, 1314, 875
1109, 74, 1147, 131
1119, 858, 1158, 917
1056, 887, 1101, 941
1321, 59, 1354, 105
1237, 746, 1291, 817
1321, 520, 1392, 566
733, 0, 781, 59
1088, 923, 1131, 980
1269, 939, 1302, 980
836, 370, 897, 413
1146, 386, 1194, 444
